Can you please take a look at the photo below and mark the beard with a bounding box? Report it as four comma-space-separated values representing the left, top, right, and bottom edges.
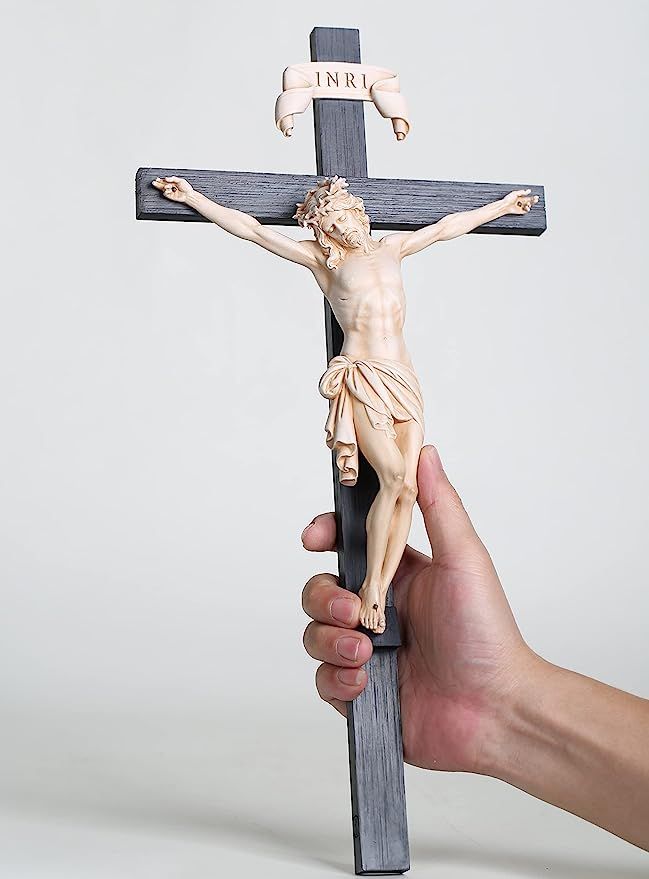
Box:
344, 230, 363, 247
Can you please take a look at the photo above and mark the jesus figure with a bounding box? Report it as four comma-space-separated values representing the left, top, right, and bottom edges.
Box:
153, 174, 538, 633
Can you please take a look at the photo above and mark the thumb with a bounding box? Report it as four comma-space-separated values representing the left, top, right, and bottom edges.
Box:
417, 445, 479, 557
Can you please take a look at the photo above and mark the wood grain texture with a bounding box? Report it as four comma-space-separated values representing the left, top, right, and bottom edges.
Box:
135, 26, 548, 875
310, 27, 368, 178
136, 167, 546, 235
311, 26, 409, 875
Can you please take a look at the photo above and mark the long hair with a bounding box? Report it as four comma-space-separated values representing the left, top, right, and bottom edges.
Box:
293, 176, 370, 270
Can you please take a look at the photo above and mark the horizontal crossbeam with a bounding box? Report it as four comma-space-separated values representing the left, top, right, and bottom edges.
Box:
136, 167, 546, 235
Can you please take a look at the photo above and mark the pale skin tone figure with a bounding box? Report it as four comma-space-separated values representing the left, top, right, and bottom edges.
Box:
153, 174, 538, 633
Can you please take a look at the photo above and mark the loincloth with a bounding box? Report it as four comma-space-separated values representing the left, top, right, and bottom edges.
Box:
318, 354, 425, 487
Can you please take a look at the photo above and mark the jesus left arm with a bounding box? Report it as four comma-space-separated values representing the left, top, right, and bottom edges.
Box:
386, 189, 540, 258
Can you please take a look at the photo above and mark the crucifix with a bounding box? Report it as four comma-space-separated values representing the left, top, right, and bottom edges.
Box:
136, 26, 546, 875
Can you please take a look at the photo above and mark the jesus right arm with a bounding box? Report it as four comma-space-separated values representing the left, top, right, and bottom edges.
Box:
153, 176, 321, 270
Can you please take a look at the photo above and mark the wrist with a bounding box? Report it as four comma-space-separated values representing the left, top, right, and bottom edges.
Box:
185, 189, 202, 209
475, 647, 553, 779
474, 647, 649, 848
495, 197, 512, 218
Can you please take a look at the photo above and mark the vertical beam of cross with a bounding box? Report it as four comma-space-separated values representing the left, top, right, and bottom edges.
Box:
136, 25, 545, 875
310, 27, 410, 876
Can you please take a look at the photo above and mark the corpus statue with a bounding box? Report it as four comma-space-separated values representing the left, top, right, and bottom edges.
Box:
153, 174, 539, 633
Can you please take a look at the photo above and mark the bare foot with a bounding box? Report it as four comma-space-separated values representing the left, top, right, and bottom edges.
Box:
358, 581, 386, 633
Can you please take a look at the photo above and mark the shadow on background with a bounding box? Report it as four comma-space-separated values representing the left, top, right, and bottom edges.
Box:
1, 711, 646, 877
4, 790, 647, 878
413, 841, 648, 878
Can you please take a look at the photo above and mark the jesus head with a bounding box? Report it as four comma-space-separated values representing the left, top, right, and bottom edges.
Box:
293, 176, 372, 270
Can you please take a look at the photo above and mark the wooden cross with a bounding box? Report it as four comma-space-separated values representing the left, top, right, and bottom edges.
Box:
136, 26, 546, 875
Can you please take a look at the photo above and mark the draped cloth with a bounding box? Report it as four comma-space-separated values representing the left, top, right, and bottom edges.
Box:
318, 354, 425, 487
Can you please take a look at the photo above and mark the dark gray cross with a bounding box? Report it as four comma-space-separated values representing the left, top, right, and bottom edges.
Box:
136, 26, 546, 875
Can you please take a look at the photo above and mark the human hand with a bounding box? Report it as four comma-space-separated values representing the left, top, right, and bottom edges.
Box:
152, 175, 194, 202
301, 445, 540, 774
501, 188, 539, 214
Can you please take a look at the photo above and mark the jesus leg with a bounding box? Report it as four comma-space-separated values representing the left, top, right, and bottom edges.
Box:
379, 420, 425, 601
351, 397, 405, 634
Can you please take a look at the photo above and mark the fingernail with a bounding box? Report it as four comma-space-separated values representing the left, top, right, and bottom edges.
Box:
331, 597, 356, 624
336, 637, 360, 661
300, 521, 315, 542
337, 668, 364, 686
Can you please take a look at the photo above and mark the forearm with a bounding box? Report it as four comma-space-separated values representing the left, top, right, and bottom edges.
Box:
185, 190, 261, 240
482, 656, 649, 849
436, 198, 508, 241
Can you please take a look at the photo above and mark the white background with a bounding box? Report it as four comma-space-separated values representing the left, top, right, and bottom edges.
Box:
1, 1, 648, 876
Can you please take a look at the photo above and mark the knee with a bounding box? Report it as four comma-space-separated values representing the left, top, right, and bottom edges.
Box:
381, 465, 405, 495
399, 479, 418, 505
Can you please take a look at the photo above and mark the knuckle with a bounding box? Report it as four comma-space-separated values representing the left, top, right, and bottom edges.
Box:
314, 664, 330, 702
302, 572, 336, 612
301, 576, 317, 611
302, 620, 316, 655
432, 551, 461, 575
302, 620, 329, 660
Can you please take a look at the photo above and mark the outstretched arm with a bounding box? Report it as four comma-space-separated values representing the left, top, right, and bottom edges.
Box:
386, 189, 540, 259
153, 177, 320, 270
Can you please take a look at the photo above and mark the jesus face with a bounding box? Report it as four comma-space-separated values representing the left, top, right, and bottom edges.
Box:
319, 208, 369, 249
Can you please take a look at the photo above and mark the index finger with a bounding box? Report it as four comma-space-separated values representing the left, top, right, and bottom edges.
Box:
301, 512, 337, 552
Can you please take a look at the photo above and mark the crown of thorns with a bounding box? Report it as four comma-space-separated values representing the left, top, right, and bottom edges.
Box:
293, 175, 368, 229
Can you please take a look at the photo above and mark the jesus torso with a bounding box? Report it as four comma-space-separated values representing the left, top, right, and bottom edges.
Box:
308, 236, 413, 368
